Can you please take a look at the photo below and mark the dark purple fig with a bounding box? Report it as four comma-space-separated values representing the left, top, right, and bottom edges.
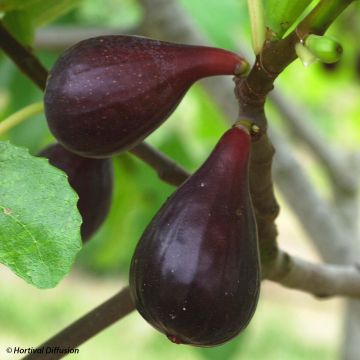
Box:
44, 35, 248, 158
38, 143, 113, 242
129, 125, 260, 347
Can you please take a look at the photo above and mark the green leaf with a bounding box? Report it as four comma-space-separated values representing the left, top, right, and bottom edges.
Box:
2, 10, 35, 45
0, 0, 80, 27
0, 0, 39, 12
26, 0, 81, 27
0, 141, 82, 289
264, 0, 314, 39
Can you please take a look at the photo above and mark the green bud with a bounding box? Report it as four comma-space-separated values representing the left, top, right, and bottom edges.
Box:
305, 35, 343, 64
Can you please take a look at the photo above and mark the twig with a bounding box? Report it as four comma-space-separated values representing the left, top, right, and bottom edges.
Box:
22, 287, 134, 360
0, 21, 47, 90
265, 250, 360, 298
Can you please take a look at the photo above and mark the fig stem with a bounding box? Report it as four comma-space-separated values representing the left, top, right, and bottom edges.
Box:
129, 142, 189, 186
22, 287, 134, 360
0, 102, 44, 136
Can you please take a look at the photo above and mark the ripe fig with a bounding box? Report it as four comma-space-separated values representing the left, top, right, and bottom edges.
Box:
38, 143, 113, 241
129, 125, 260, 346
44, 35, 248, 158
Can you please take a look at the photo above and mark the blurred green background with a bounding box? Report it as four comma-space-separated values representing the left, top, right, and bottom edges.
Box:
1, 0, 359, 359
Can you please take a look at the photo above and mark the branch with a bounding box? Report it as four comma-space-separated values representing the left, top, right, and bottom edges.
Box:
249, 133, 280, 262
265, 250, 360, 299
22, 287, 134, 360
0, 21, 47, 90
235, 1, 356, 266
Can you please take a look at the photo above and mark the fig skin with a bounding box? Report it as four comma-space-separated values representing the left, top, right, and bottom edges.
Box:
129, 126, 260, 347
38, 143, 113, 242
44, 35, 247, 158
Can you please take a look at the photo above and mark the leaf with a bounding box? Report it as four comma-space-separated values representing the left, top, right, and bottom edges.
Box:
264, 0, 314, 39
0, 0, 39, 12
2, 10, 35, 45
0, 0, 80, 27
0, 141, 82, 289
26, 0, 81, 27
247, 0, 266, 54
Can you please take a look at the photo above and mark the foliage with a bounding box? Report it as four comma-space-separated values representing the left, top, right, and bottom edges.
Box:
0, 141, 82, 288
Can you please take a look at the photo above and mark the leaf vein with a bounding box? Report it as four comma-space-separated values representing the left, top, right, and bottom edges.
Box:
0, 204, 48, 270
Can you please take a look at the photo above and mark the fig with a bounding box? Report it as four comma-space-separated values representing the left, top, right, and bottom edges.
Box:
44, 35, 248, 158
38, 143, 113, 241
129, 125, 260, 346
